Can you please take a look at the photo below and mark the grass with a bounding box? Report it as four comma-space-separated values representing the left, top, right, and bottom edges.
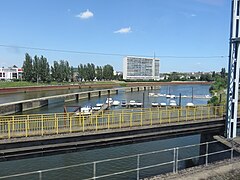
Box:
0, 80, 122, 88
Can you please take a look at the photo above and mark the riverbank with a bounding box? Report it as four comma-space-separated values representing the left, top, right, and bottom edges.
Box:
0, 81, 211, 94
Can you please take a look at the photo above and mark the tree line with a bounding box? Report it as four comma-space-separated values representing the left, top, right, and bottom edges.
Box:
22, 53, 120, 83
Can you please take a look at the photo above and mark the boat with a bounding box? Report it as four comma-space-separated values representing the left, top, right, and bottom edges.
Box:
121, 100, 127, 107
76, 106, 92, 115
129, 100, 136, 107
95, 103, 103, 107
169, 100, 177, 107
112, 100, 120, 106
92, 106, 101, 111
136, 102, 143, 107
170, 95, 176, 99
166, 94, 171, 98
106, 98, 113, 104
160, 102, 167, 107
152, 102, 159, 107
186, 102, 195, 107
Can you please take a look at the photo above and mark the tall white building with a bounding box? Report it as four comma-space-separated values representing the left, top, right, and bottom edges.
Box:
123, 56, 160, 80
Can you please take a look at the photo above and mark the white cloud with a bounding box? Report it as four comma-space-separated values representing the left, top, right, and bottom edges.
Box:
114, 27, 132, 34
191, 14, 197, 17
75, 9, 94, 19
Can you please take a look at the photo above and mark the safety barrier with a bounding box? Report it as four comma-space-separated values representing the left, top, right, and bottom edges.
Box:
0, 141, 236, 179
0, 105, 226, 139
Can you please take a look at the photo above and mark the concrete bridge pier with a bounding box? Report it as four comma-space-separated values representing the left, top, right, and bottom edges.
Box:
75, 94, 79, 101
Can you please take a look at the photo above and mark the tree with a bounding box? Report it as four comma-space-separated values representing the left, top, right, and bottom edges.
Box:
220, 68, 226, 78
39, 55, 50, 82
32, 55, 40, 82
103, 64, 114, 80
96, 66, 103, 81
70, 66, 74, 82
77, 64, 85, 82
22, 53, 33, 81
51, 61, 60, 82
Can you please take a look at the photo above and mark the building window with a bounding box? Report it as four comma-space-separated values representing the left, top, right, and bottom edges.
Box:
12, 73, 17, 79
3, 73, 5, 77
0, 73, 2, 77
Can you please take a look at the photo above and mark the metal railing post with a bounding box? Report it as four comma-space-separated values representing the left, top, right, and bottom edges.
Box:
130, 113, 133, 127
93, 162, 96, 180
70, 116, 72, 133
82, 116, 85, 132
231, 148, 234, 160
176, 147, 179, 173
107, 114, 110, 129
41, 115, 44, 136
8, 120, 11, 139
168, 110, 171, 123
38, 171, 42, 180
137, 154, 140, 180
25, 119, 28, 137
173, 148, 176, 173
205, 142, 209, 166
119, 114, 121, 128
96, 116, 98, 131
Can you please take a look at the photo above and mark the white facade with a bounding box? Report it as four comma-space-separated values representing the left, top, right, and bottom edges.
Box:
0, 67, 23, 80
123, 56, 160, 80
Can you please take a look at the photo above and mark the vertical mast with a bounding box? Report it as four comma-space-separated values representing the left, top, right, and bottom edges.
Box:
226, 0, 240, 139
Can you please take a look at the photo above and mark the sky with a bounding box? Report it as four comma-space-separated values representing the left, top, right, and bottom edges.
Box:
0, 0, 231, 72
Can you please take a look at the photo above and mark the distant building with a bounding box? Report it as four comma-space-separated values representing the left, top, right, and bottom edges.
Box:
123, 56, 160, 80
0, 67, 23, 80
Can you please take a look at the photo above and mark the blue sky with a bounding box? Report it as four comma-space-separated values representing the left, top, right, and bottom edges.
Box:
0, 0, 230, 72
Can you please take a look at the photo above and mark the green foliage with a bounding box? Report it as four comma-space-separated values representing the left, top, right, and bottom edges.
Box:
23, 54, 50, 83
208, 96, 219, 105
22, 53, 33, 81
103, 64, 114, 80
209, 76, 227, 95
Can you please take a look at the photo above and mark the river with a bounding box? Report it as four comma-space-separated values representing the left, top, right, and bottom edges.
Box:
20, 84, 211, 114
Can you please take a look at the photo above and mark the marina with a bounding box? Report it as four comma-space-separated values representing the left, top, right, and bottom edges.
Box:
17, 84, 211, 115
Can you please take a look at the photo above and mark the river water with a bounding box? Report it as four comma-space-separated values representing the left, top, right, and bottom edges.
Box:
21, 84, 210, 114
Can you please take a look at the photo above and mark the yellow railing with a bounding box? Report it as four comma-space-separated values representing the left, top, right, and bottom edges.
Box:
0, 105, 228, 139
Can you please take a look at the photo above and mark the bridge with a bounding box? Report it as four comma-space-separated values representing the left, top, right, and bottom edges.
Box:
0, 104, 239, 161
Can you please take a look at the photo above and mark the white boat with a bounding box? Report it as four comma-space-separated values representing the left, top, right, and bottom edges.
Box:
186, 102, 195, 107
106, 98, 113, 104
129, 100, 136, 107
160, 102, 167, 107
76, 106, 92, 115
152, 102, 159, 107
121, 100, 127, 107
169, 100, 177, 107
149, 93, 155, 96
136, 102, 143, 107
92, 106, 101, 111
170, 95, 176, 99
112, 100, 120, 106
166, 94, 171, 98
96, 103, 103, 107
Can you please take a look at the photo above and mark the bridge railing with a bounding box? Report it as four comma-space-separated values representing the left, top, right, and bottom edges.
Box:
0, 105, 225, 139
0, 141, 236, 179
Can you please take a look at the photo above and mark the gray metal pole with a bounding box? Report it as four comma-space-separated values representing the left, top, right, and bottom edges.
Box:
226, 0, 240, 139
